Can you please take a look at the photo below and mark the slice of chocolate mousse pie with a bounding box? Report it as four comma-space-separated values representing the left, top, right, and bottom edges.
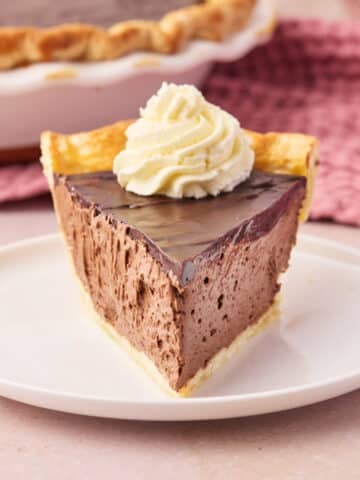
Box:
40, 83, 317, 396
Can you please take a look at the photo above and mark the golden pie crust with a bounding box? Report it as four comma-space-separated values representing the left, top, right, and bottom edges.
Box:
0, 0, 256, 70
41, 119, 318, 222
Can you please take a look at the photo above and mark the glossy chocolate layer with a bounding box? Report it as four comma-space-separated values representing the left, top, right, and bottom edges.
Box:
58, 170, 305, 279
2, 0, 198, 28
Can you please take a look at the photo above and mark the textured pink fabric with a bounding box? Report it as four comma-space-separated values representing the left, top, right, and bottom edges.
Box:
1, 19, 360, 226
0, 163, 48, 203
203, 19, 360, 226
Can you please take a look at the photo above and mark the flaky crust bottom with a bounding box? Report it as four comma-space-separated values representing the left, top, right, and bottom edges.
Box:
0, 0, 256, 70
81, 275, 280, 397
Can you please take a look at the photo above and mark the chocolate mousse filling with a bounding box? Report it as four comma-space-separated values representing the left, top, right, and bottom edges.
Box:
53, 170, 306, 391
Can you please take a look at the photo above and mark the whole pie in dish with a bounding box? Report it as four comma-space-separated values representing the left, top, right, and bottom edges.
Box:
40, 83, 318, 395
1, 0, 257, 69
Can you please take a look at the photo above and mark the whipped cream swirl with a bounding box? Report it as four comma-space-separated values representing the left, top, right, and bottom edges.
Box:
113, 83, 254, 198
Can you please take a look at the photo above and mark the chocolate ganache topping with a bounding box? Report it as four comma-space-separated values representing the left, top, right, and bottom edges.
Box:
57, 170, 306, 285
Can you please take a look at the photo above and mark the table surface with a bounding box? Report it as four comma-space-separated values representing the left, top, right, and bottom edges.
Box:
2, 1, 360, 479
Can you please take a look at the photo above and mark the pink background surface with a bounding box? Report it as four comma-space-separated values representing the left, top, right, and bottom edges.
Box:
2, 1, 360, 479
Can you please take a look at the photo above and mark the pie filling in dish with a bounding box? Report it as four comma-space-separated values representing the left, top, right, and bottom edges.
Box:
1, 0, 257, 70
40, 83, 318, 396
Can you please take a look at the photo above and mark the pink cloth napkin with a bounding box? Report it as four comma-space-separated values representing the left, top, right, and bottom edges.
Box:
203, 19, 360, 226
1, 19, 360, 227
0, 163, 48, 203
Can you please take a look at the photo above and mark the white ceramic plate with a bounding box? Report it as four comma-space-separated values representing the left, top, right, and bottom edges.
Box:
0, 233, 359, 421
0, 0, 274, 149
